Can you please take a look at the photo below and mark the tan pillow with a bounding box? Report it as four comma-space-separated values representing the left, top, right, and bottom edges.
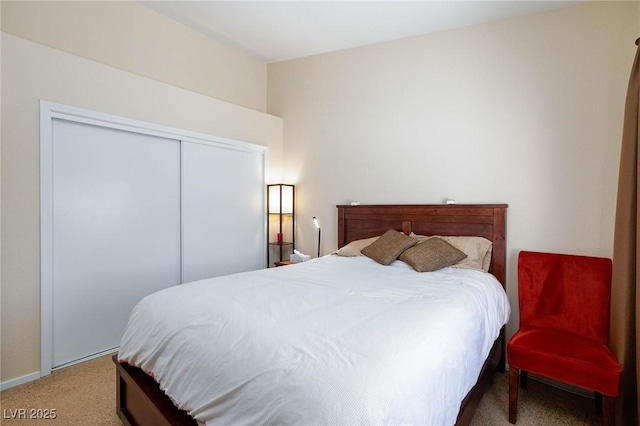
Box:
361, 229, 416, 265
444, 236, 492, 271
481, 247, 493, 272
335, 236, 379, 257
399, 237, 467, 272
409, 233, 493, 272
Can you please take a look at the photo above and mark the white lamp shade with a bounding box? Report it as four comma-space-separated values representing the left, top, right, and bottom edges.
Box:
268, 185, 293, 214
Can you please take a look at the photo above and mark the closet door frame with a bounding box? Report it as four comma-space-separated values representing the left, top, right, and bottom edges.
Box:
40, 101, 268, 376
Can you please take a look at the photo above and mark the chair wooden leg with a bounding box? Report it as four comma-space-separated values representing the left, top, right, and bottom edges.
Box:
595, 392, 602, 416
602, 396, 615, 426
520, 370, 528, 389
509, 367, 519, 424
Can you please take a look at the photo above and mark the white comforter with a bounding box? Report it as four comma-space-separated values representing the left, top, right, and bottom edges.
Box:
118, 255, 510, 426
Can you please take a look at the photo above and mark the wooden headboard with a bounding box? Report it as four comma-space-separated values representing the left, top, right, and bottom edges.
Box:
337, 204, 508, 287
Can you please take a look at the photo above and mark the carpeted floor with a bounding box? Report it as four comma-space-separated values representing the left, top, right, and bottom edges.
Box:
1, 354, 601, 425
1, 354, 120, 425
470, 372, 600, 426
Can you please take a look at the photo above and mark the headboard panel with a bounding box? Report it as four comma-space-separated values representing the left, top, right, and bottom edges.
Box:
337, 204, 508, 287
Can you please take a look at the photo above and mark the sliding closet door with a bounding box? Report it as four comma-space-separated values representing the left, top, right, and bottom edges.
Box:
51, 119, 181, 368
181, 141, 265, 283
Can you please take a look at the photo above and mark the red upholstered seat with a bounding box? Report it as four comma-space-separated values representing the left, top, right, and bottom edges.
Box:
508, 327, 621, 396
507, 251, 621, 425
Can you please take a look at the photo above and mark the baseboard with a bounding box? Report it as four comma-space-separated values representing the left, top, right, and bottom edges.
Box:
505, 365, 593, 399
1, 371, 41, 391
529, 373, 594, 399
52, 347, 119, 372
2, 348, 119, 391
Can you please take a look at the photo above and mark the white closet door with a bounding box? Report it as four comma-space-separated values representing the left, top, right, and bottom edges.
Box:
182, 141, 265, 283
52, 119, 181, 368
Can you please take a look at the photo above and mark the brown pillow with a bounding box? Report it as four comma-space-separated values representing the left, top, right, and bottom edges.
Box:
361, 229, 417, 265
409, 233, 493, 271
399, 237, 467, 272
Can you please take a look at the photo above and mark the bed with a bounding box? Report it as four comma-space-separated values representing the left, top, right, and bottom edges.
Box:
114, 203, 508, 425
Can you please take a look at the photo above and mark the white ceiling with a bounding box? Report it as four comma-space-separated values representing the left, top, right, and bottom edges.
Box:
141, 1, 582, 63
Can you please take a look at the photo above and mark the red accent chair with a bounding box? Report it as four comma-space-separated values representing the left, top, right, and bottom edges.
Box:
507, 251, 621, 425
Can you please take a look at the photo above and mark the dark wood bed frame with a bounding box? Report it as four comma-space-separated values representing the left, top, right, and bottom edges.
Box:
114, 203, 508, 426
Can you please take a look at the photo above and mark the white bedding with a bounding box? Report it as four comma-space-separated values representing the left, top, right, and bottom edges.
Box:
118, 255, 510, 426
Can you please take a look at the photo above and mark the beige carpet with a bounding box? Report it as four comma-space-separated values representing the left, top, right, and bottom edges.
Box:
1, 354, 601, 425
470, 372, 601, 426
1, 355, 120, 425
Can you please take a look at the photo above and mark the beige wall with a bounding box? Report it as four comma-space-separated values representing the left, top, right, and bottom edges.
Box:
0, 32, 282, 384
268, 1, 640, 341
1, 1, 267, 112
